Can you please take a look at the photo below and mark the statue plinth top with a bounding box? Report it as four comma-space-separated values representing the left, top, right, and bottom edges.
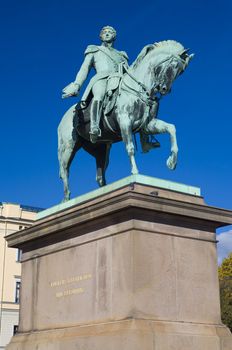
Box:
37, 174, 201, 220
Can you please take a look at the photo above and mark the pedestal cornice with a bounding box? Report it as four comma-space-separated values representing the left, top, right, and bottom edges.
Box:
6, 181, 232, 250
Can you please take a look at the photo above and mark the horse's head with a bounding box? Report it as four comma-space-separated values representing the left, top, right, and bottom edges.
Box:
132, 40, 194, 96
154, 47, 194, 95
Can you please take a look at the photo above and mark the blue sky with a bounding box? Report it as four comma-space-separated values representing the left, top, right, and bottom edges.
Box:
0, 0, 231, 227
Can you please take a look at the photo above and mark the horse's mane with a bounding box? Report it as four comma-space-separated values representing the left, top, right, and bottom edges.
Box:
132, 40, 185, 68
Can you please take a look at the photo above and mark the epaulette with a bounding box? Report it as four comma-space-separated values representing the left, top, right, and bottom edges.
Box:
120, 51, 129, 60
84, 45, 99, 55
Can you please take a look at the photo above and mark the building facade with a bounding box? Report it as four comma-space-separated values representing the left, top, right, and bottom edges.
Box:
0, 203, 41, 349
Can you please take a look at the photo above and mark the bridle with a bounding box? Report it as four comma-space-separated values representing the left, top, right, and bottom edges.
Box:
121, 65, 156, 106
121, 54, 186, 106
153, 55, 185, 91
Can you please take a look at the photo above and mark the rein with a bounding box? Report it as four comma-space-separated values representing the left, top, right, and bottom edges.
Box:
122, 65, 154, 106
120, 66, 157, 133
121, 54, 185, 105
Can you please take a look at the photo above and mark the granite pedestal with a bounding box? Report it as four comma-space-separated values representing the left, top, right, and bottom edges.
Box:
5, 175, 232, 349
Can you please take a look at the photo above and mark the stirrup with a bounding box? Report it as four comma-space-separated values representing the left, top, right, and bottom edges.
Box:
89, 127, 101, 143
90, 133, 98, 143
150, 140, 160, 148
142, 140, 160, 153
89, 127, 101, 137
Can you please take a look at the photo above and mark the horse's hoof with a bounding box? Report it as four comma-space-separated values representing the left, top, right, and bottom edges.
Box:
97, 179, 106, 187
166, 156, 177, 170
61, 197, 70, 203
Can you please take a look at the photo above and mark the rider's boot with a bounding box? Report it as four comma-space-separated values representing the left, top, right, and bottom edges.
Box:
140, 132, 160, 153
89, 100, 102, 143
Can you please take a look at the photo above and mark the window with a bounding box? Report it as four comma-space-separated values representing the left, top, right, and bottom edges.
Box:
15, 281, 21, 303
16, 249, 22, 262
13, 325, 18, 335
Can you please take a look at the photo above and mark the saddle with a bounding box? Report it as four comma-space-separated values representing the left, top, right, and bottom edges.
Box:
75, 73, 122, 126
73, 75, 122, 136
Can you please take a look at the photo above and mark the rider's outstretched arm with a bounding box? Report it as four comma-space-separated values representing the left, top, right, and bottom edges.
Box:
62, 52, 94, 99
74, 53, 94, 90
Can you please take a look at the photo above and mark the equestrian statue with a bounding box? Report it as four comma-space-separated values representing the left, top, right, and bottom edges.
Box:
58, 25, 193, 201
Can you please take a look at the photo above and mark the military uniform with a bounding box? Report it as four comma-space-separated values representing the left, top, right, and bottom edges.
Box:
62, 44, 128, 143
74, 44, 128, 102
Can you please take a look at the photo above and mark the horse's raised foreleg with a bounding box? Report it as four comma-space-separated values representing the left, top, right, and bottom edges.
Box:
145, 119, 178, 170
120, 118, 139, 175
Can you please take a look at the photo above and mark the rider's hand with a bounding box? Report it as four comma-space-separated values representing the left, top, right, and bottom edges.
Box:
62, 82, 80, 99
62, 92, 78, 99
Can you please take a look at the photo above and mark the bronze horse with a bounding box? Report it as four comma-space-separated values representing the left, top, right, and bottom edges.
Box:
58, 40, 193, 201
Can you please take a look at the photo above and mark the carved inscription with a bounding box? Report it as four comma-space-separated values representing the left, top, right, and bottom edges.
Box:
55, 288, 84, 298
49, 273, 92, 299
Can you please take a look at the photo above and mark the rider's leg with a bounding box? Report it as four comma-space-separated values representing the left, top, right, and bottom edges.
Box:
90, 80, 106, 143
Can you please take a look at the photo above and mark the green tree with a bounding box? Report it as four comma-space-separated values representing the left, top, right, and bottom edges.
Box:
218, 253, 232, 331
